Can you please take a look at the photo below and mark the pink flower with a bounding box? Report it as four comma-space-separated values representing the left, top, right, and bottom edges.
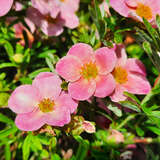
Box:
110, 0, 160, 25
56, 43, 117, 100
110, 45, 151, 102
27, 0, 79, 36
8, 72, 78, 131
0, 0, 13, 17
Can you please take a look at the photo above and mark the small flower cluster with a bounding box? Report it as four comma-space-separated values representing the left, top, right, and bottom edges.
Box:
8, 43, 151, 131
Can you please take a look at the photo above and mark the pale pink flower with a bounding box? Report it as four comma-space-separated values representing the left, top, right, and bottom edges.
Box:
8, 72, 78, 131
110, 0, 160, 25
110, 45, 151, 102
0, 0, 13, 17
56, 43, 117, 100
28, 0, 79, 36
107, 129, 124, 143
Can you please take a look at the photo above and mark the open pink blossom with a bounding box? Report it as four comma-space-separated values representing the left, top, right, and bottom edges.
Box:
27, 7, 65, 36
110, 45, 151, 102
8, 72, 78, 131
28, 0, 79, 36
56, 43, 117, 100
31, 0, 79, 28
0, 0, 13, 17
110, 0, 160, 25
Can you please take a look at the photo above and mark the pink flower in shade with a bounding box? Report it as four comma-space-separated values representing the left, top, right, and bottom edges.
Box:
31, 0, 79, 28
0, 0, 13, 17
56, 43, 117, 100
27, 0, 79, 36
110, 45, 151, 102
8, 72, 78, 131
110, 0, 160, 25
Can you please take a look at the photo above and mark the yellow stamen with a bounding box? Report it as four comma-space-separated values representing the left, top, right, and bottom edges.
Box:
136, 3, 152, 20
80, 62, 98, 80
112, 67, 128, 84
38, 98, 55, 113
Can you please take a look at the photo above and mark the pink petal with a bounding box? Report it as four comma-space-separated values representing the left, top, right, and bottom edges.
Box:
31, 0, 60, 18
115, 45, 127, 67
60, 0, 80, 12
68, 78, 96, 100
44, 108, 71, 127
32, 73, 62, 100
27, 7, 64, 36
124, 0, 137, 8
110, 0, 130, 17
67, 43, 94, 64
123, 73, 151, 94
56, 55, 82, 82
60, 7, 79, 29
83, 121, 96, 133
8, 85, 40, 114
110, 84, 127, 102
0, 0, 13, 17
95, 47, 117, 75
15, 108, 44, 131
34, 72, 55, 80
125, 58, 146, 76
55, 91, 78, 113
94, 74, 116, 98
41, 18, 64, 36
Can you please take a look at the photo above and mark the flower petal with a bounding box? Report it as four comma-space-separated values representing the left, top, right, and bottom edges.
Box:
110, 0, 130, 17
56, 55, 82, 82
31, 0, 60, 18
44, 108, 71, 127
94, 74, 116, 98
0, 0, 13, 17
32, 73, 62, 100
68, 78, 96, 100
60, 8, 79, 29
55, 91, 78, 113
8, 85, 40, 114
95, 47, 117, 75
125, 58, 146, 76
15, 108, 44, 131
67, 43, 94, 64
110, 84, 127, 102
124, 0, 137, 8
124, 73, 151, 94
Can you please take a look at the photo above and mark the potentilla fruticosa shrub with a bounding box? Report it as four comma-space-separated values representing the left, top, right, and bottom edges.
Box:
1, 0, 160, 160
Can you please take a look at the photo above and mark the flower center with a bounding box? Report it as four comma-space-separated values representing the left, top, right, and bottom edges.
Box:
38, 98, 55, 113
80, 62, 98, 80
112, 67, 128, 84
136, 3, 152, 20
44, 15, 57, 24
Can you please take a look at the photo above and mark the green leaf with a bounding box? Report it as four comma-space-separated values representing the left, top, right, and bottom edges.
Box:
156, 15, 160, 34
120, 101, 141, 113
31, 136, 42, 151
5, 144, 11, 160
136, 126, 145, 136
0, 63, 17, 69
51, 153, 61, 160
143, 18, 159, 50
23, 134, 32, 160
146, 126, 160, 135
0, 126, 17, 139
0, 113, 14, 125
108, 104, 122, 117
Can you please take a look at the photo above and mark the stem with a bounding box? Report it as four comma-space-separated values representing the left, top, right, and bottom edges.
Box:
116, 114, 136, 130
